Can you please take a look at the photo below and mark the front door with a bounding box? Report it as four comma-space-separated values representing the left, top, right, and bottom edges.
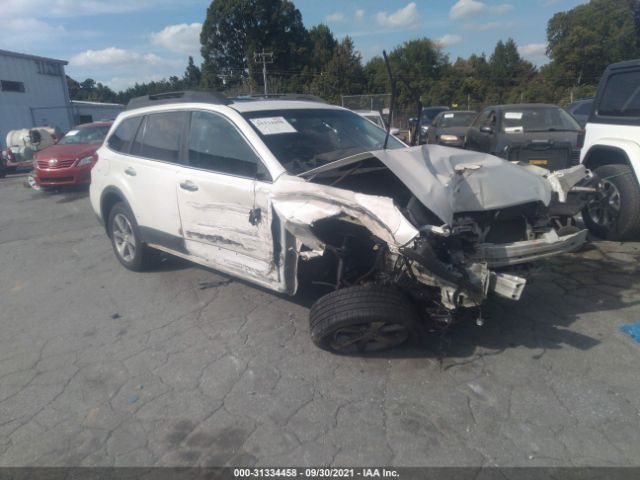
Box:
176, 110, 283, 290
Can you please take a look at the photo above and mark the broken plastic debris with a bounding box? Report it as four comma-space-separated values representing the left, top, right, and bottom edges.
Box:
619, 321, 640, 343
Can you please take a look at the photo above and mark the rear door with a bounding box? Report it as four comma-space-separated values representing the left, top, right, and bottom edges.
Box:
105, 112, 186, 247
176, 110, 283, 289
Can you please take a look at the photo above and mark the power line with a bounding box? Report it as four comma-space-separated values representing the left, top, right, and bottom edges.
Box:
253, 49, 274, 95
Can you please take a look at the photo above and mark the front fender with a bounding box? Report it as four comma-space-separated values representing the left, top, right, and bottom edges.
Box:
582, 138, 640, 181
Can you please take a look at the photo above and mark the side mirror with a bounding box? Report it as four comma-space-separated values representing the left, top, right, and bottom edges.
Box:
479, 126, 493, 134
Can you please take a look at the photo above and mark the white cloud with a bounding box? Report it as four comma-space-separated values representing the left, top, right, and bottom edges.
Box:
69, 47, 175, 68
518, 42, 548, 58
450, 0, 487, 19
355, 8, 365, 21
376, 2, 420, 28
464, 21, 500, 31
150, 23, 202, 55
326, 12, 347, 23
493, 3, 514, 14
0, 0, 186, 18
449, 0, 514, 20
438, 34, 464, 47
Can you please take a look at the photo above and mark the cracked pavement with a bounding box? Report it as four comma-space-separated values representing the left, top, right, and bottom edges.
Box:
1, 173, 640, 467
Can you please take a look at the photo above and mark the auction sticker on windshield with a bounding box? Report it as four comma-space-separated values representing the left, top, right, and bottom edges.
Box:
65, 130, 79, 136
250, 117, 297, 135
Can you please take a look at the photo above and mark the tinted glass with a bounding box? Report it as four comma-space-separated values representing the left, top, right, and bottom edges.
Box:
188, 111, 261, 178
599, 71, 640, 117
243, 108, 404, 175
501, 107, 580, 133
58, 125, 110, 145
472, 110, 491, 127
574, 101, 592, 115
436, 112, 476, 128
108, 116, 142, 153
421, 107, 448, 123
131, 112, 186, 163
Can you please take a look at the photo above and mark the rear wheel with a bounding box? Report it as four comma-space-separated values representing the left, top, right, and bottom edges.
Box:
309, 285, 419, 353
107, 202, 157, 271
582, 164, 640, 241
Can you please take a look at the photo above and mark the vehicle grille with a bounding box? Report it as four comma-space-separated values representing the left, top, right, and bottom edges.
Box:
571, 150, 580, 165
40, 176, 74, 183
36, 159, 75, 169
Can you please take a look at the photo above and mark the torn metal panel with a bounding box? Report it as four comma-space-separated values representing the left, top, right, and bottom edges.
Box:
271, 176, 419, 250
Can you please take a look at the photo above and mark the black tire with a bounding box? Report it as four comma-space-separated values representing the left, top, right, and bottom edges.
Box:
309, 285, 419, 353
107, 202, 156, 271
582, 164, 640, 241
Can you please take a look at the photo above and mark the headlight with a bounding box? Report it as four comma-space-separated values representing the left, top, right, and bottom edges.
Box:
76, 155, 94, 166
439, 134, 459, 142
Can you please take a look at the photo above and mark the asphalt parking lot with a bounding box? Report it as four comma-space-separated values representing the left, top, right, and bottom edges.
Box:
1, 172, 640, 468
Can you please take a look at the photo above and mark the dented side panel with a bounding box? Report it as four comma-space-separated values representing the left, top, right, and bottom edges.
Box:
175, 169, 283, 287
270, 176, 419, 251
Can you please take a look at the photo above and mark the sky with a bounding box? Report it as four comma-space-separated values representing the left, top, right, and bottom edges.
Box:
0, 0, 588, 92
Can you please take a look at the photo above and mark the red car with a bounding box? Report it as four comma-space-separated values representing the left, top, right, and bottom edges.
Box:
33, 121, 112, 188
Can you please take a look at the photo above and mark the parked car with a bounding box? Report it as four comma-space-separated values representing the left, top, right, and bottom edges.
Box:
90, 91, 591, 353
33, 121, 112, 189
564, 98, 593, 127
426, 110, 477, 148
465, 104, 584, 171
414, 106, 449, 144
580, 59, 640, 240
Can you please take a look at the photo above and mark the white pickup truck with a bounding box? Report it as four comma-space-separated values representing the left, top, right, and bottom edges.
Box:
580, 59, 640, 240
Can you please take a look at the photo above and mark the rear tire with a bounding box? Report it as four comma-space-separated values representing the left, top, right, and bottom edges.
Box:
582, 164, 640, 241
107, 202, 157, 271
309, 285, 419, 353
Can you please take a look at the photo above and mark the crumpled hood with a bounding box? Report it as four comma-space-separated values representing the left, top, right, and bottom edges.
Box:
372, 145, 553, 225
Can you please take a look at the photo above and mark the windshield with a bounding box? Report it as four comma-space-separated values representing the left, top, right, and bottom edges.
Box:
58, 125, 110, 145
362, 114, 385, 129
421, 107, 448, 123
501, 107, 581, 133
436, 112, 476, 128
243, 108, 404, 175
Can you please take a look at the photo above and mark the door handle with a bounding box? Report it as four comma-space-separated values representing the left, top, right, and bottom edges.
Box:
124, 167, 136, 177
179, 180, 199, 192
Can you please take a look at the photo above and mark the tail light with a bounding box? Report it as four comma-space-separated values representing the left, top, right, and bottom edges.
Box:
577, 129, 585, 149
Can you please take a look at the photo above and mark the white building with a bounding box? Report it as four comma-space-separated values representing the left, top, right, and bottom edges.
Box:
0, 49, 74, 146
71, 100, 124, 124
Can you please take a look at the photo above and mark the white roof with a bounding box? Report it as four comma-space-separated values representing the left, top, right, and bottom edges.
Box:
230, 100, 341, 113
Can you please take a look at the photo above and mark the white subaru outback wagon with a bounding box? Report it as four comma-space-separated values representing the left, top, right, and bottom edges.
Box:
91, 91, 591, 353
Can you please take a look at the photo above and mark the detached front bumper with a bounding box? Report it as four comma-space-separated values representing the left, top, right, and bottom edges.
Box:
470, 229, 587, 268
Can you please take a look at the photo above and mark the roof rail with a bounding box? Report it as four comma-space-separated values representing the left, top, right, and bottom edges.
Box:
230, 93, 326, 104
126, 90, 231, 110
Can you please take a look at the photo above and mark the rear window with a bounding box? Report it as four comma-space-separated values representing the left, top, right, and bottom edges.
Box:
598, 70, 640, 117
501, 107, 580, 133
131, 112, 187, 163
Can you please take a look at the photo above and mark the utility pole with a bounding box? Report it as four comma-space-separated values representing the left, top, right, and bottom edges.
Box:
253, 49, 274, 95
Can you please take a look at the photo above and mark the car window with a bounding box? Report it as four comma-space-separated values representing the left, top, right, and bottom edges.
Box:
436, 112, 476, 128
131, 112, 187, 163
243, 108, 404, 175
58, 125, 110, 145
472, 110, 491, 128
501, 107, 580, 133
599, 70, 640, 117
187, 111, 261, 178
574, 102, 592, 115
107, 117, 142, 153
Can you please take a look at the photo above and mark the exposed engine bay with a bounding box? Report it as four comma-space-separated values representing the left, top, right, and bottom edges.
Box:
271, 145, 596, 327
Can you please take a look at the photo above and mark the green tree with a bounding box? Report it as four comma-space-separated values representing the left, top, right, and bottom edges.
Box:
183, 56, 202, 88
309, 36, 365, 103
547, 0, 640, 88
200, 0, 310, 92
